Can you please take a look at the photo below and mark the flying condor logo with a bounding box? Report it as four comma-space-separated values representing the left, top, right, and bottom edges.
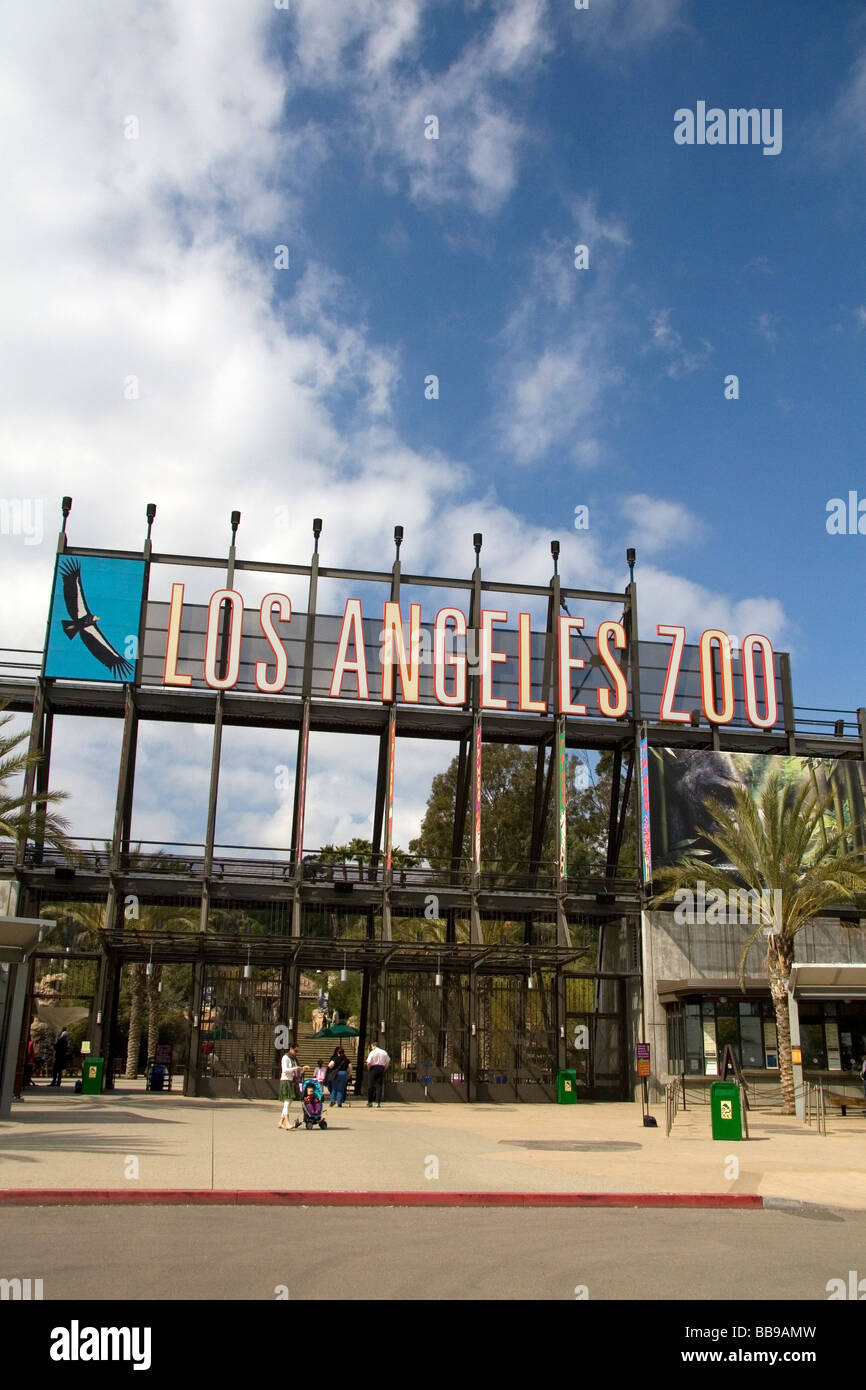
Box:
59, 560, 134, 680
44, 555, 145, 684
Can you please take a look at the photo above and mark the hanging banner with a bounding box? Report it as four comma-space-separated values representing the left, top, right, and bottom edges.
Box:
639, 734, 652, 884
294, 702, 310, 862
557, 721, 567, 879
386, 709, 396, 874
473, 720, 482, 874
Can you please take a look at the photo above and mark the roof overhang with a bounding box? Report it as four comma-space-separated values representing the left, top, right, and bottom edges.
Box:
788, 964, 866, 1000
0, 916, 48, 963
657, 977, 769, 1004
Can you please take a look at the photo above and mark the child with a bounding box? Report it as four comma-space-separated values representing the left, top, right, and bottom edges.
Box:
313, 1059, 328, 1088
302, 1081, 328, 1130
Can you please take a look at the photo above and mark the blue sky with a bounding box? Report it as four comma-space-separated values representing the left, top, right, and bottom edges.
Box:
1, 0, 865, 847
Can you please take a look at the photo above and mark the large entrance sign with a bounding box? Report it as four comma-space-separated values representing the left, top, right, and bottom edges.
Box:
44, 554, 782, 731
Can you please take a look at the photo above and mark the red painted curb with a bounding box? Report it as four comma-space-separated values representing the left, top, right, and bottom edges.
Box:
0, 1189, 764, 1209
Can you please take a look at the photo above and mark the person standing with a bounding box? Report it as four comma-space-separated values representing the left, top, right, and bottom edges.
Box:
278, 1045, 306, 1129
24, 1039, 36, 1089
860, 1055, 866, 1100
326, 1045, 352, 1107
51, 1029, 69, 1087
365, 1042, 390, 1107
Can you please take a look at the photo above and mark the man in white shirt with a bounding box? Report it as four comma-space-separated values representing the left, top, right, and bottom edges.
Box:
365, 1044, 390, 1107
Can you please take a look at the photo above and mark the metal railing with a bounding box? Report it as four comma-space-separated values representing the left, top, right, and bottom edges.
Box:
5, 838, 633, 894
804, 1079, 827, 1135
665, 1074, 686, 1136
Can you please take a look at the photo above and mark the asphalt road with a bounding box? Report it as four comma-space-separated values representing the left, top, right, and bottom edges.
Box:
1, 1205, 862, 1301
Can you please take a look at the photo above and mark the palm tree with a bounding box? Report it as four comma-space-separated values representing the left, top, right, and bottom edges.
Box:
0, 699, 74, 858
42, 848, 197, 1078
651, 771, 866, 1114
345, 837, 372, 883
318, 844, 349, 880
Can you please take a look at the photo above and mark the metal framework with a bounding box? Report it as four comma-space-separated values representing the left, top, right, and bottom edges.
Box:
3, 502, 865, 1101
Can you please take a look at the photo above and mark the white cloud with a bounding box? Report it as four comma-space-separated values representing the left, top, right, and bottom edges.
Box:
812, 46, 866, 159
287, 0, 425, 86
648, 308, 713, 378
571, 193, 631, 249
494, 237, 620, 465
622, 494, 707, 555
636, 566, 789, 652
572, 0, 689, 52
753, 311, 778, 344
290, 0, 552, 214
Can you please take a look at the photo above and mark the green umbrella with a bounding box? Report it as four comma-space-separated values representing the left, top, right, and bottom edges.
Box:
305, 1022, 360, 1038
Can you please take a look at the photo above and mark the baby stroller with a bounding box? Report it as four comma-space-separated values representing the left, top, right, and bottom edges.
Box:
302, 1080, 328, 1130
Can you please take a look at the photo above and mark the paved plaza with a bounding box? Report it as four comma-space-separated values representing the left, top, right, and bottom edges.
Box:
2, 1083, 866, 1208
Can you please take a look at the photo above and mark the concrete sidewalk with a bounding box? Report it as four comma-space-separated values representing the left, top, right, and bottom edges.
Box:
2, 1083, 865, 1207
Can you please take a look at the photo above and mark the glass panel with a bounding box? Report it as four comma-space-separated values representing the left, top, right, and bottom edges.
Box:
702, 1018, 718, 1074
685, 1011, 703, 1074
800, 1023, 827, 1070
716, 1015, 739, 1059
740, 1016, 763, 1068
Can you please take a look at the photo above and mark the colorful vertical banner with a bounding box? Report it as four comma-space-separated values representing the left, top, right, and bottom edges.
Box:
294, 702, 310, 862
639, 733, 652, 884
385, 709, 396, 873
557, 721, 567, 879
473, 720, 482, 873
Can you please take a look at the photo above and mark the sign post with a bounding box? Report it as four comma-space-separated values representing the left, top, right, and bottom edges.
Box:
636, 1041, 655, 1127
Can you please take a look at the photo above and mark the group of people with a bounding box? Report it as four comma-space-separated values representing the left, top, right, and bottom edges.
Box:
277, 1042, 391, 1129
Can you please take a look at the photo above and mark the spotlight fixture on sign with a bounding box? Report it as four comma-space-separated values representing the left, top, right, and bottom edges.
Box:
527, 956, 534, 990
340, 950, 348, 984
435, 955, 443, 989
243, 945, 253, 981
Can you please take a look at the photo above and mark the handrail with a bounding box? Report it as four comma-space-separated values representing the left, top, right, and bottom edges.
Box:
804, 1079, 827, 1135
665, 1075, 685, 1136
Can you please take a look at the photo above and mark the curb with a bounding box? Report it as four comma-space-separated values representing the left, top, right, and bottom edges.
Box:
0, 1189, 765, 1209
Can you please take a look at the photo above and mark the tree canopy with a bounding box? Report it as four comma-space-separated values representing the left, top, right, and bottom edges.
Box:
410, 744, 635, 877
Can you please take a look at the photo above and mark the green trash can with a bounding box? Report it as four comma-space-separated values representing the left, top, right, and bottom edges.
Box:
81, 1057, 104, 1096
556, 1069, 578, 1104
710, 1080, 743, 1140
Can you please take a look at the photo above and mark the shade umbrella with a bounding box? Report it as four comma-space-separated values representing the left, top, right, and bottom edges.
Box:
305, 1022, 360, 1038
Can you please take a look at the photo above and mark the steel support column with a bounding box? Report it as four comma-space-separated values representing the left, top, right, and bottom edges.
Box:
467, 967, 477, 1101
15, 682, 47, 870
381, 704, 397, 942
185, 956, 205, 1096
291, 699, 311, 937
470, 711, 482, 944
555, 967, 567, 1071
89, 950, 115, 1064
103, 951, 123, 1091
